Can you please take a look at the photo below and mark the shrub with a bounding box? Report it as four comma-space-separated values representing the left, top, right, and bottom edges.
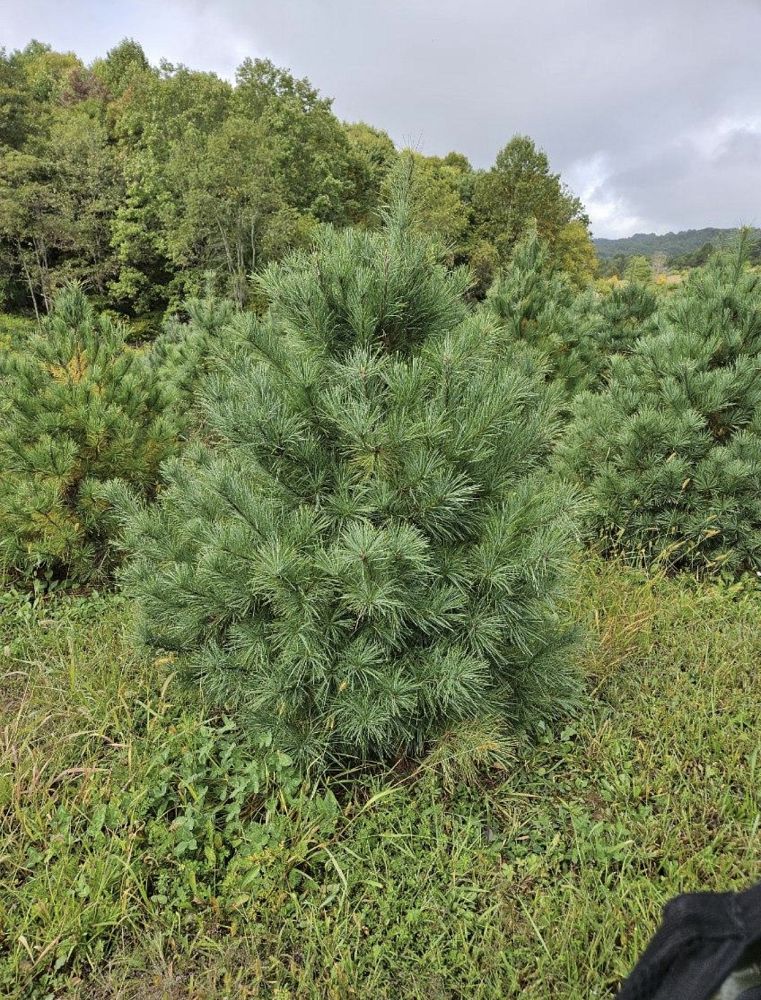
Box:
558, 240, 761, 574
0, 312, 37, 352
108, 195, 582, 766
0, 286, 180, 585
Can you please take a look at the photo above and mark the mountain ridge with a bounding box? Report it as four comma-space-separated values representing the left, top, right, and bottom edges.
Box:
593, 227, 759, 260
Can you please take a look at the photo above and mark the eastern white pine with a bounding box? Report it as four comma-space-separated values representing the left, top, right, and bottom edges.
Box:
485, 227, 577, 376
107, 189, 582, 765
151, 294, 236, 406
0, 286, 180, 584
484, 228, 650, 394
558, 237, 761, 574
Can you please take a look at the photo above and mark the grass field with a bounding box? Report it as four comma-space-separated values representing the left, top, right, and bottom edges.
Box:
1, 557, 759, 998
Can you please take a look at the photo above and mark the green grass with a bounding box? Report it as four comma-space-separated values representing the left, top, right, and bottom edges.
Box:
1, 558, 759, 998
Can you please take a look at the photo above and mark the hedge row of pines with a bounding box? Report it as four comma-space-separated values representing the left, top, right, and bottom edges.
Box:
560, 232, 761, 574
2, 191, 760, 762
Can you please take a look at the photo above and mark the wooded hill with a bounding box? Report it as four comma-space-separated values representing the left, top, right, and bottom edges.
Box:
594, 227, 761, 260
0, 39, 595, 327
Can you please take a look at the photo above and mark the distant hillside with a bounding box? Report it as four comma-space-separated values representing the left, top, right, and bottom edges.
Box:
594, 227, 759, 260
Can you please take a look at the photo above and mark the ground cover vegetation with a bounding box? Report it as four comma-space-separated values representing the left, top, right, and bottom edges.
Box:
1, 34, 760, 1000
1, 559, 758, 997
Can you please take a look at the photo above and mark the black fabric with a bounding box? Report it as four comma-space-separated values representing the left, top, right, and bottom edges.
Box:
617, 881, 761, 1000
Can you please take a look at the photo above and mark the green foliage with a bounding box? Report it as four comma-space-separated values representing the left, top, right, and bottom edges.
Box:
344, 121, 397, 225
486, 227, 575, 348
233, 59, 359, 227
485, 228, 641, 395
1, 40, 591, 322
472, 135, 589, 288
0, 44, 120, 316
92, 37, 151, 96
382, 150, 470, 262
596, 278, 659, 342
108, 61, 233, 315
557, 279, 660, 393
107, 195, 581, 765
162, 114, 314, 306
105, 56, 378, 315
623, 254, 652, 284
2, 558, 759, 997
556, 218, 598, 287
0, 286, 179, 584
559, 240, 761, 574
0, 312, 36, 351
0, 47, 30, 150
150, 293, 236, 409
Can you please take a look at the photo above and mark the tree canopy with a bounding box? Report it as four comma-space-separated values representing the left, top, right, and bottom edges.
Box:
0, 41, 595, 324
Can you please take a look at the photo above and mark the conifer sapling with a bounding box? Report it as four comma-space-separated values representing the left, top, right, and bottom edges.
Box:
485, 228, 641, 394
109, 185, 582, 765
558, 237, 761, 574
0, 286, 179, 583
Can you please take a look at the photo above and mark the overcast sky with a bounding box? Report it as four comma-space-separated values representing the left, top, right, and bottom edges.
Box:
3, 0, 761, 238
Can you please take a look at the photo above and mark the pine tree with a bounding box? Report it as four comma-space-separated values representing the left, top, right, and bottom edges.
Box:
597, 279, 658, 347
0, 285, 180, 584
151, 294, 235, 409
561, 279, 660, 392
485, 228, 610, 394
108, 191, 582, 766
624, 254, 653, 285
485, 226, 574, 347
558, 238, 761, 575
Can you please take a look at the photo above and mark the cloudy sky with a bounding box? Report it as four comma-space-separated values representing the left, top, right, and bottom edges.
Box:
3, 0, 761, 238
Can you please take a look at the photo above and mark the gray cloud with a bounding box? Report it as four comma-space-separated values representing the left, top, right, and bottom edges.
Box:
4, 0, 761, 236
589, 122, 761, 235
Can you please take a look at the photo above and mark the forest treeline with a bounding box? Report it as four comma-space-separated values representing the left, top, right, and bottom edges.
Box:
0, 38, 596, 327
596, 227, 761, 281
595, 226, 761, 262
